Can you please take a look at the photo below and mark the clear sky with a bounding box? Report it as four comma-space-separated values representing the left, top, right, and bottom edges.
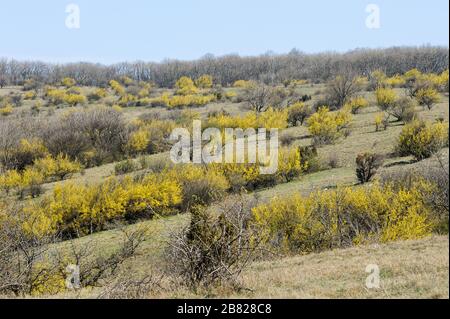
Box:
0, 0, 448, 64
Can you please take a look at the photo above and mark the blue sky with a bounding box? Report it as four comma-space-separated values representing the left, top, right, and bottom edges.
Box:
0, 0, 448, 64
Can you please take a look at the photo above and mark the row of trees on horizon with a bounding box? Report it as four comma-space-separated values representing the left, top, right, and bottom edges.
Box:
0, 46, 448, 88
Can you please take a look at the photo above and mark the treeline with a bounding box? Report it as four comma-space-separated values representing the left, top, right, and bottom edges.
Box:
0, 46, 448, 87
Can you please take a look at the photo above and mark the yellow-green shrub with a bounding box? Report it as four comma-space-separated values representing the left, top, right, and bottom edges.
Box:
397, 120, 449, 160
33, 154, 83, 180
24, 90, 37, 100
64, 93, 86, 106
0, 104, 13, 116
233, 80, 255, 88
195, 75, 213, 89
415, 87, 441, 110
45, 88, 67, 105
166, 164, 230, 209
0, 169, 21, 194
127, 128, 150, 154
206, 108, 288, 131
252, 182, 434, 253
23, 174, 182, 237
109, 80, 126, 96
61, 77, 76, 87
375, 87, 397, 111
345, 96, 369, 114
384, 74, 406, 88
175, 76, 198, 95
307, 106, 352, 145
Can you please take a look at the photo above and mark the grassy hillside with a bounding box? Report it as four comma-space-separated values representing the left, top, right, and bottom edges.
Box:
1, 72, 449, 299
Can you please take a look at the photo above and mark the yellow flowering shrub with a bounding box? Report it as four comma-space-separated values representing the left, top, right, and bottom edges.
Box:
0, 104, 13, 116
117, 93, 137, 107
397, 120, 449, 160
109, 80, 126, 96
61, 77, 76, 87
165, 164, 230, 209
307, 106, 352, 145
175, 76, 198, 95
206, 108, 288, 131
127, 128, 150, 154
277, 147, 305, 182
0, 169, 21, 194
384, 74, 406, 87
375, 87, 397, 111
64, 93, 87, 106
33, 154, 83, 181
147, 93, 215, 108
45, 88, 67, 104
22, 174, 182, 237
252, 181, 434, 253
24, 90, 37, 100
374, 112, 384, 131
233, 80, 255, 88
415, 87, 441, 110
345, 96, 369, 114
195, 75, 213, 88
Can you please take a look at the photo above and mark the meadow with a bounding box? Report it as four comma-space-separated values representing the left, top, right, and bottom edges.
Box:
0, 54, 448, 299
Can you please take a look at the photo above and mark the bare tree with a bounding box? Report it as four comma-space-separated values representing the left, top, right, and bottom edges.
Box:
165, 196, 262, 289
324, 68, 363, 109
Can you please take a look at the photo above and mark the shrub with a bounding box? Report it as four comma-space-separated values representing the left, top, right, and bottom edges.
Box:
277, 147, 305, 183
24, 91, 37, 100
233, 80, 255, 88
242, 84, 285, 112
166, 165, 230, 210
33, 154, 83, 181
45, 89, 66, 105
345, 96, 369, 114
61, 77, 76, 87
88, 88, 107, 101
384, 74, 406, 88
374, 112, 384, 131
0, 170, 21, 194
175, 76, 198, 95
397, 120, 449, 160
206, 108, 287, 131
287, 102, 312, 126
369, 70, 387, 90
9, 138, 49, 171
41, 107, 128, 166
415, 87, 441, 110
64, 93, 87, 106
307, 106, 352, 145
127, 129, 150, 155
18, 167, 44, 198
279, 130, 297, 146
165, 197, 259, 289
379, 165, 449, 234
0, 104, 13, 116
324, 73, 363, 109
299, 145, 321, 173
109, 80, 126, 96
23, 174, 182, 237
375, 88, 397, 111
355, 153, 384, 183
195, 75, 213, 88
388, 96, 416, 122
114, 159, 138, 175
252, 182, 434, 253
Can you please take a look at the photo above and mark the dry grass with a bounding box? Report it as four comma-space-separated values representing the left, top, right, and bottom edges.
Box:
232, 236, 449, 299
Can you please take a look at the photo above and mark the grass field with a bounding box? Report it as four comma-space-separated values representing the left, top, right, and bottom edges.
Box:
1, 78, 449, 299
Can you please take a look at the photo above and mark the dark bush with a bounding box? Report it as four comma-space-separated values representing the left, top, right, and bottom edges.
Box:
355, 153, 384, 184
